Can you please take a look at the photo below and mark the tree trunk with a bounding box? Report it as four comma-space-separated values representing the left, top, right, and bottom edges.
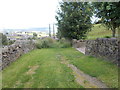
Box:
112, 29, 116, 37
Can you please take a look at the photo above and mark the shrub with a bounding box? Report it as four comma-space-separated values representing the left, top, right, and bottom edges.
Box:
0, 33, 8, 45
8, 40, 15, 45
35, 40, 43, 49
59, 38, 71, 48
35, 37, 71, 49
104, 36, 111, 38
35, 37, 56, 49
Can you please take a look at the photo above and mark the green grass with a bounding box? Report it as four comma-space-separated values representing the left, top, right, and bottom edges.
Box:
86, 24, 118, 40
2, 49, 82, 88
58, 48, 118, 88
2, 48, 118, 88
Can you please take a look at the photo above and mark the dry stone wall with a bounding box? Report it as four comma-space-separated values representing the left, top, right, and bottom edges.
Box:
1, 40, 36, 70
72, 39, 86, 48
85, 38, 119, 66
72, 38, 119, 66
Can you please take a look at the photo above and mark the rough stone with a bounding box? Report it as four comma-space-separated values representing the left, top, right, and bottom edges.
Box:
1, 40, 36, 70
72, 39, 86, 48
85, 38, 119, 66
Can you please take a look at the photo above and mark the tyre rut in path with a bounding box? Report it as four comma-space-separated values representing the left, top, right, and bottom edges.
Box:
58, 54, 108, 88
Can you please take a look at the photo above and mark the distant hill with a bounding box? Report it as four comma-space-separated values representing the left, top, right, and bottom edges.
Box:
1, 27, 49, 33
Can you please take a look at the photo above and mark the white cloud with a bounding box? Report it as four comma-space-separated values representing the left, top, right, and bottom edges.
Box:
0, 0, 60, 29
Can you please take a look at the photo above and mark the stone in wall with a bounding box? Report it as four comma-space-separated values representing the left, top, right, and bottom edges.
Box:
1, 40, 36, 70
72, 39, 86, 48
85, 38, 119, 65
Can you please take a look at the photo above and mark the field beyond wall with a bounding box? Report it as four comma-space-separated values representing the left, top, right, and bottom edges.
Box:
87, 24, 119, 40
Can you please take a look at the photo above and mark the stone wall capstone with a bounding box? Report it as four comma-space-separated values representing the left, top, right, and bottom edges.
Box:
1, 40, 36, 70
85, 38, 120, 66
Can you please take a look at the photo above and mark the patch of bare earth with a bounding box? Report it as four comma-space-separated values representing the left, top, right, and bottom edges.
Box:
59, 55, 108, 88
26, 65, 39, 75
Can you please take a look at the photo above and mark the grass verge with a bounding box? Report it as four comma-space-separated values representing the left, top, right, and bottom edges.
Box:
59, 48, 118, 88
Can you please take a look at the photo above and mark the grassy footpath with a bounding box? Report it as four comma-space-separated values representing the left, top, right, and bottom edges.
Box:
59, 48, 118, 88
2, 48, 118, 88
2, 49, 82, 88
86, 24, 118, 40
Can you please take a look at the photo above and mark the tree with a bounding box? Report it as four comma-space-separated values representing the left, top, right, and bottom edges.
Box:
56, 2, 93, 40
0, 33, 8, 45
33, 32, 37, 39
92, 2, 120, 37
95, 19, 102, 24
33, 33, 37, 37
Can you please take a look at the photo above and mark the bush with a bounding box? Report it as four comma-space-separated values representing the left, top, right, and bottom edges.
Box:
35, 37, 56, 49
8, 40, 15, 45
104, 36, 111, 38
59, 38, 71, 48
35, 37, 71, 49
0, 33, 8, 45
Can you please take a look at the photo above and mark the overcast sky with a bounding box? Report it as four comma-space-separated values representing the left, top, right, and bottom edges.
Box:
0, 0, 61, 29
0, 0, 98, 32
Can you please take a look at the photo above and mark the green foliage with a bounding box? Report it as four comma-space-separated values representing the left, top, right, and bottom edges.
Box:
104, 36, 112, 38
95, 19, 102, 24
36, 37, 71, 49
86, 24, 113, 40
28, 37, 32, 40
59, 38, 71, 48
0, 33, 8, 45
92, 2, 120, 37
8, 40, 15, 45
36, 37, 56, 49
56, 2, 93, 40
33, 33, 37, 37
33, 33, 37, 39
0, 33, 15, 45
